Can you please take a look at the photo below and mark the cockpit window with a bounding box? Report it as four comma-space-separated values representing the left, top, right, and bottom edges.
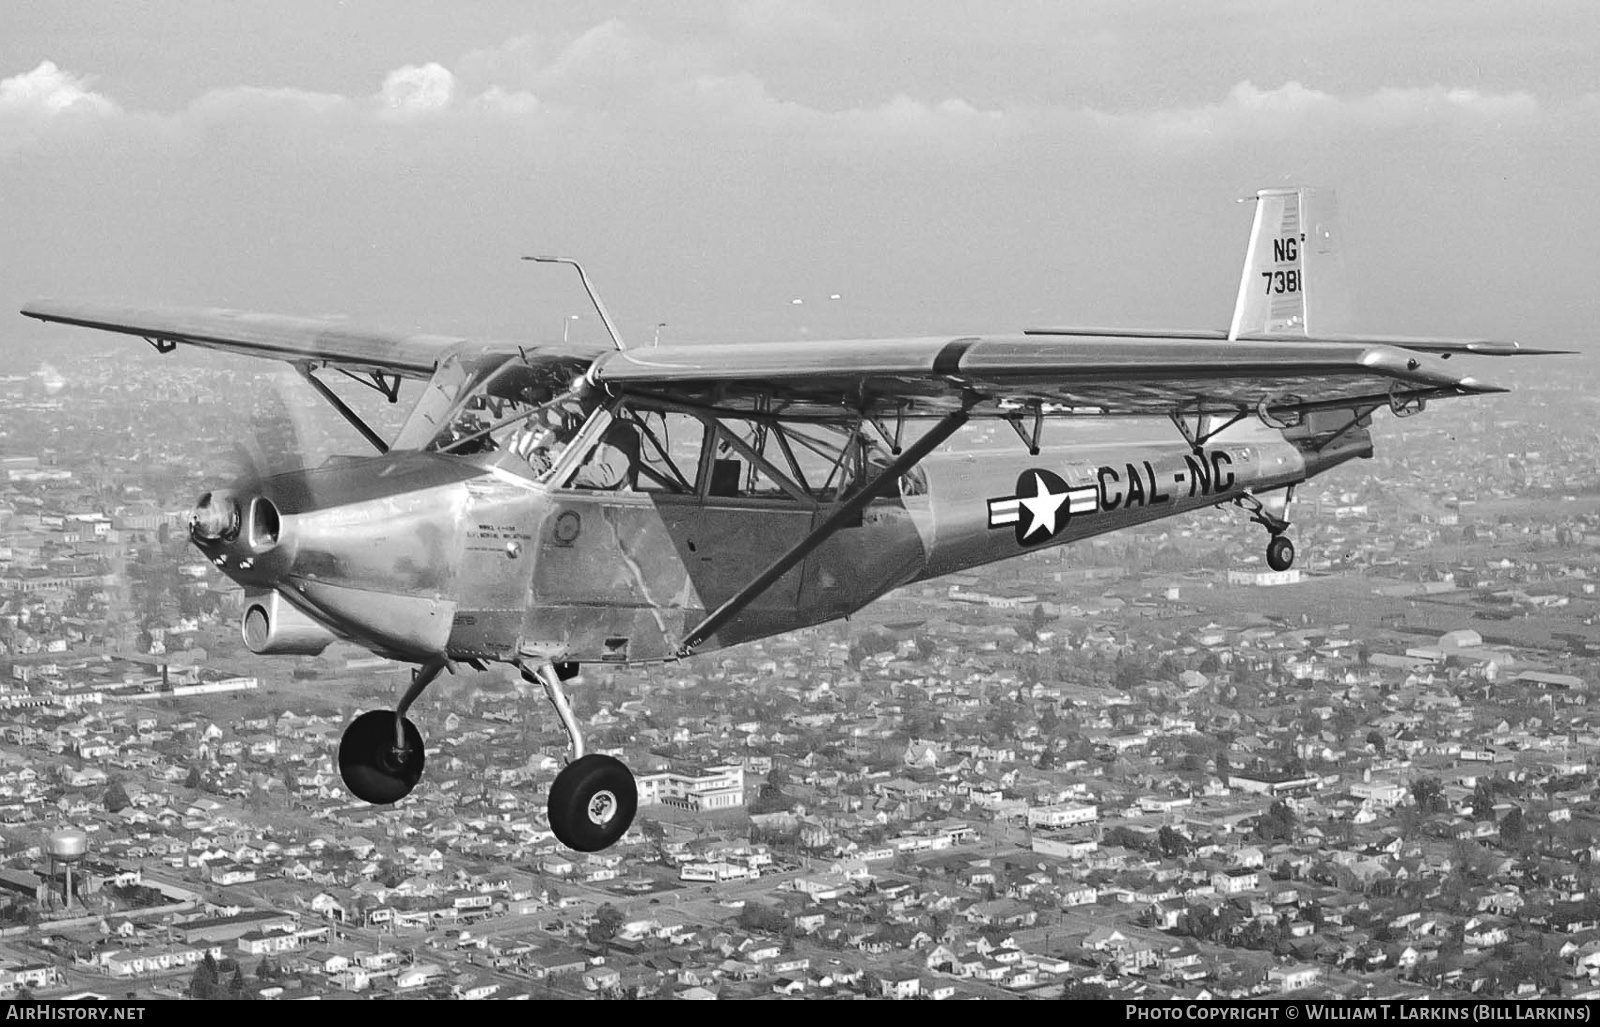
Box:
393, 352, 591, 477
392, 352, 496, 453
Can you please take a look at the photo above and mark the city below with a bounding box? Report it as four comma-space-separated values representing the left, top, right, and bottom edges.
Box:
0, 349, 1597, 1000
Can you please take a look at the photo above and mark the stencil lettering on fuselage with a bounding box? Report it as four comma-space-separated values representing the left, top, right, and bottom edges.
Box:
987, 449, 1239, 547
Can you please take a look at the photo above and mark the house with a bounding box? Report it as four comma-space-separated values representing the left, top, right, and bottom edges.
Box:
1267, 964, 1322, 993
879, 972, 921, 1000
394, 963, 446, 990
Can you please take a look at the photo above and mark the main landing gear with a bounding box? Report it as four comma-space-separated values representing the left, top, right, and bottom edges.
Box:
521, 660, 638, 852
336, 656, 638, 851
338, 656, 446, 804
1231, 489, 1297, 572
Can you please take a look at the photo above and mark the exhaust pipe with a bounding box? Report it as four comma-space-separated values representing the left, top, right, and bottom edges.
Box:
242, 591, 339, 656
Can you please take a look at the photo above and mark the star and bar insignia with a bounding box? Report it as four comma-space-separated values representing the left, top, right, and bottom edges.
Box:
987, 469, 1098, 546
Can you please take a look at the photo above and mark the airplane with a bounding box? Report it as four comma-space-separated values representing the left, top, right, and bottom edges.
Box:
19, 187, 1560, 852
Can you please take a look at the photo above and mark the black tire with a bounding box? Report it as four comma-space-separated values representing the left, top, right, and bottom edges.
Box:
1266, 535, 1295, 572
548, 754, 637, 852
338, 709, 425, 804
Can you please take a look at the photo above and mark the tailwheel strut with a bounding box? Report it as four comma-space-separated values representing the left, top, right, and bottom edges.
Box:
521, 659, 637, 853
338, 655, 450, 805
1229, 489, 1297, 572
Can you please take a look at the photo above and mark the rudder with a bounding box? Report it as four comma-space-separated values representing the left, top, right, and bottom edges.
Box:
1227, 187, 1350, 339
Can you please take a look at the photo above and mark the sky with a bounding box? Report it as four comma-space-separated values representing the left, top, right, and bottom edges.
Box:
4, 2, 1598, 355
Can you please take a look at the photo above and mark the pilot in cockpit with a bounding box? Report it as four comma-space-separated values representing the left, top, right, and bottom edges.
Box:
570, 415, 640, 490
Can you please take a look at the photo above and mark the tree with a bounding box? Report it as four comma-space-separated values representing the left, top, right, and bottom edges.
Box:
1500, 807, 1526, 848
228, 965, 249, 999
189, 958, 219, 1000
737, 903, 790, 934
1158, 826, 1194, 858
1061, 980, 1110, 1000
1365, 730, 1385, 753
1255, 801, 1297, 843
589, 902, 624, 944
184, 766, 204, 791
102, 779, 131, 814
1472, 779, 1496, 821
1411, 776, 1446, 814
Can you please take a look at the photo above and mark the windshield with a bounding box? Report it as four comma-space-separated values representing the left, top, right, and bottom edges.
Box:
392, 352, 499, 452
393, 351, 594, 477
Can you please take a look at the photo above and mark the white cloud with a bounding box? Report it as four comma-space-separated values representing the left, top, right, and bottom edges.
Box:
378, 62, 456, 118
188, 85, 349, 122
0, 40, 1560, 158
0, 61, 117, 118
1137, 81, 1541, 142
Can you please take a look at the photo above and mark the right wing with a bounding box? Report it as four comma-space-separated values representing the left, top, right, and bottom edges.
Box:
19, 301, 461, 380
592, 332, 1508, 422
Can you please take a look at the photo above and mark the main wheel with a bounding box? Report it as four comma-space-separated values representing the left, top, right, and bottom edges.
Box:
339, 709, 425, 804
548, 754, 637, 852
1266, 534, 1296, 572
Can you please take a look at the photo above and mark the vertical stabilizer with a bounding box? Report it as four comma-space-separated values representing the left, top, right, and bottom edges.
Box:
1227, 187, 1349, 339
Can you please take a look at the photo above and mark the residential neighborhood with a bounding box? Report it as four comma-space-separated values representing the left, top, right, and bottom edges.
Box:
0, 354, 1597, 1000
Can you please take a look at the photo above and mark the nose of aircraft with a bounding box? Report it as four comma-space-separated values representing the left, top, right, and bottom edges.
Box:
190, 491, 240, 543
188, 485, 290, 586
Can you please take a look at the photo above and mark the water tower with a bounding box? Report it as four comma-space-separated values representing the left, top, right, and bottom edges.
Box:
47, 828, 87, 910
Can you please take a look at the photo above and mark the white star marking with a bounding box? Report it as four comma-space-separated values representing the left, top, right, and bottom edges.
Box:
1018, 472, 1068, 540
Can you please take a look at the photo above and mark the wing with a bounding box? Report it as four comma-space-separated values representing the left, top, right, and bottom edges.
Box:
19, 301, 461, 380
1027, 326, 1570, 357
591, 333, 1507, 421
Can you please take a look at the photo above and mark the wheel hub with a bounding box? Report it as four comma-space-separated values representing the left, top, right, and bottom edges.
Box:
587, 790, 618, 826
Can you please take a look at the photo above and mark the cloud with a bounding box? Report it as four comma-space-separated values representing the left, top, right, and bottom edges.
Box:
0, 61, 117, 118
378, 62, 456, 118
187, 85, 349, 123
1138, 81, 1541, 142
728, 0, 850, 43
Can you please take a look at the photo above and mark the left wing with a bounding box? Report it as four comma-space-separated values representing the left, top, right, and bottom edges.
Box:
591, 333, 1506, 421
20, 301, 466, 380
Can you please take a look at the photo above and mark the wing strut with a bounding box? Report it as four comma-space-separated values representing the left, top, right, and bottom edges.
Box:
294, 365, 390, 454
677, 398, 976, 658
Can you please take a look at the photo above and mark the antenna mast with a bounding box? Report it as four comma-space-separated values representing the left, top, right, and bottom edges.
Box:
523, 256, 627, 352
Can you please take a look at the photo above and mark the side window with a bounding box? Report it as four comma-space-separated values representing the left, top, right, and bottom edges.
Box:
633, 411, 707, 494
558, 409, 708, 494
710, 423, 798, 501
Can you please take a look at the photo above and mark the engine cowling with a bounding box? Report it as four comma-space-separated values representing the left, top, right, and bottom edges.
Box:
241, 591, 339, 656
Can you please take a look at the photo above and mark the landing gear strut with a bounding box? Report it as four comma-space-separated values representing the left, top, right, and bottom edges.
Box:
338, 656, 449, 804
522, 660, 637, 852
1231, 489, 1296, 572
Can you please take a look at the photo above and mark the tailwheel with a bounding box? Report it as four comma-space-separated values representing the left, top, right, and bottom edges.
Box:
338, 709, 425, 804
1266, 534, 1295, 572
548, 754, 637, 852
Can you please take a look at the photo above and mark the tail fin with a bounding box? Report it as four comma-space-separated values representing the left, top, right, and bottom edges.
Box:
1227, 187, 1350, 339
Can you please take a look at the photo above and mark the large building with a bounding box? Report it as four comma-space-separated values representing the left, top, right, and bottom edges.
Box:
636, 764, 745, 812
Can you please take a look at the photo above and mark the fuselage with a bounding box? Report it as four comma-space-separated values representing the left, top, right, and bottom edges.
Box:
195, 413, 1372, 667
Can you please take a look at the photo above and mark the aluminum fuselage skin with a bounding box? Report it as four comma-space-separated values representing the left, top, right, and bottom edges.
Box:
196, 416, 1371, 666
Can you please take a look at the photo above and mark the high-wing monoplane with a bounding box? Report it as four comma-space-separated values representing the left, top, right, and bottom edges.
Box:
21, 188, 1559, 851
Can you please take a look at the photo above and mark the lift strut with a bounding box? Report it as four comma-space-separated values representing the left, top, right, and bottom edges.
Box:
1007, 402, 1045, 456
295, 365, 390, 454
334, 368, 403, 403
677, 399, 976, 657
1169, 408, 1248, 454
